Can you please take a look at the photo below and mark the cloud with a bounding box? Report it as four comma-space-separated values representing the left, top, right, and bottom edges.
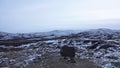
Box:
0, 0, 120, 33
15, 3, 49, 12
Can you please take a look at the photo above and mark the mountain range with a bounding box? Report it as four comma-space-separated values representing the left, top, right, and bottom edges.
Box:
0, 28, 120, 40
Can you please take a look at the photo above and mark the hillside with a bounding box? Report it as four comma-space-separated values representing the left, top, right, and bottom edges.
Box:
0, 28, 120, 41
0, 28, 120, 68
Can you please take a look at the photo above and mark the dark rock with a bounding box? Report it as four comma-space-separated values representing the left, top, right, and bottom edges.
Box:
112, 62, 120, 68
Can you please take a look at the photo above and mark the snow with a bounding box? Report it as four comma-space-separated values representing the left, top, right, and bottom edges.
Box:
0, 28, 120, 68
23, 54, 42, 66
0, 39, 120, 68
0, 30, 83, 40
19, 43, 37, 48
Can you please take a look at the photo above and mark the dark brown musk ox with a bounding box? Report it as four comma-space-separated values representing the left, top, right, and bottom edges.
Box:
56, 45, 76, 63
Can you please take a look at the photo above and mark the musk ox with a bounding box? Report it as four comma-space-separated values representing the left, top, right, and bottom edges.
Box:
57, 45, 76, 63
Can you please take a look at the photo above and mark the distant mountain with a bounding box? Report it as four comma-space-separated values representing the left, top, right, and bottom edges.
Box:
0, 30, 82, 40
74, 28, 120, 39
0, 28, 120, 40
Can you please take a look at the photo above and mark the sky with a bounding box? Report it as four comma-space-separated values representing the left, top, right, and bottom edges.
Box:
0, 0, 120, 33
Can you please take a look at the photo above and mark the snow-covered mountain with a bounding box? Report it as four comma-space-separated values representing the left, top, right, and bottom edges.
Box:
0, 30, 82, 40
0, 28, 120, 40
74, 28, 120, 39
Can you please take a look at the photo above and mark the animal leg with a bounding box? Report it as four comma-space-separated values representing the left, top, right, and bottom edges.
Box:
70, 57, 76, 63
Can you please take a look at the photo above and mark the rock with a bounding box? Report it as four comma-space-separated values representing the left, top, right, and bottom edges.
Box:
14, 62, 25, 68
0, 59, 9, 68
106, 56, 118, 60
112, 62, 120, 68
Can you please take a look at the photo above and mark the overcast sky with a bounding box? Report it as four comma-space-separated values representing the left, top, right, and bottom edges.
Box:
0, 0, 120, 33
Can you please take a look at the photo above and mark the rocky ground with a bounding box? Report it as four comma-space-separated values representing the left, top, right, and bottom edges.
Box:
26, 52, 100, 68
0, 39, 120, 68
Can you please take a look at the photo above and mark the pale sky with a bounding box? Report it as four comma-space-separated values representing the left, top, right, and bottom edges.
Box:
0, 0, 120, 33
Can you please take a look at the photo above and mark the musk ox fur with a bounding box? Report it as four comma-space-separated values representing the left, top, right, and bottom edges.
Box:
57, 45, 76, 63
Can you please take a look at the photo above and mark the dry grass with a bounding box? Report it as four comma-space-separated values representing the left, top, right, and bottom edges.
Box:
26, 53, 101, 68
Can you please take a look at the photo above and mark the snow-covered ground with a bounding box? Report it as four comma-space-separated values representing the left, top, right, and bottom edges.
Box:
56, 38, 120, 68
0, 39, 120, 68
42, 39, 120, 68
0, 28, 120, 68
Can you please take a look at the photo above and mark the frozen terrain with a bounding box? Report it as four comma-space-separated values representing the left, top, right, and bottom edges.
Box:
0, 28, 120, 68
